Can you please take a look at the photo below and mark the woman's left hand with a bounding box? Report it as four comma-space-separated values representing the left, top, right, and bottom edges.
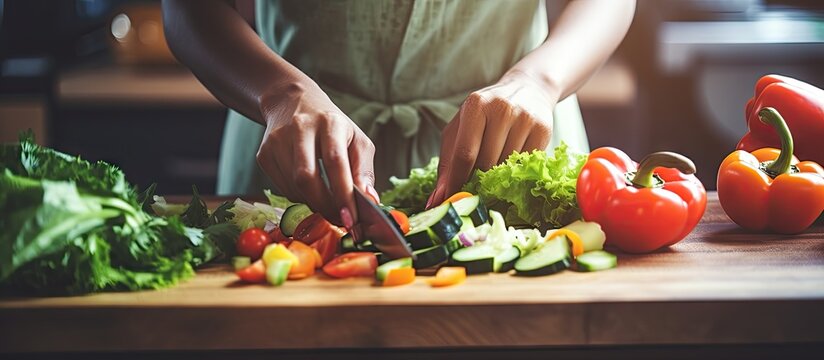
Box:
427, 71, 559, 207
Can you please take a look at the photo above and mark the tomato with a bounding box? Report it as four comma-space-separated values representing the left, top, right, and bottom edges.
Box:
310, 227, 345, 265
235, 259, 266, 283
428, 267, 466, 287
236, 228, 272, 260
293, 213, 334, 246
443, 191, 473, 204
311, 248, 323, 269
389, 210, 410, 234
322, 252, 378, 278
268, 226, 291, 244
287, 241, 317, 280
382, 267, 416, 286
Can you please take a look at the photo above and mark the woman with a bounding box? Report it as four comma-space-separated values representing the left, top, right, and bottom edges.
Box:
162, 0, 636, 229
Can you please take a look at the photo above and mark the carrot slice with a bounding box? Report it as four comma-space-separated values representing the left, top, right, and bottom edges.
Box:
428, 267, 466, 287
442, 191, 474, 204
382, 267, 416, 287
548, 229, 584, 258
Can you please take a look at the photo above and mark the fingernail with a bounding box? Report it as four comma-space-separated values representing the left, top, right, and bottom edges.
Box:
366, 184, 381, 204
425, 192, 434, 209
340, 207, 354, 230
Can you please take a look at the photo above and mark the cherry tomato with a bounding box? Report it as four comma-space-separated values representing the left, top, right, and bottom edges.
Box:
322, 252, 378, 278
287, 241, 317, 280
235, 259, 266, 283
388, 210, 410, 234
236, 228, 272, 261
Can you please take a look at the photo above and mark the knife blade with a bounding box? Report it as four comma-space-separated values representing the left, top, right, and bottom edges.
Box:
317, 159, 415, 260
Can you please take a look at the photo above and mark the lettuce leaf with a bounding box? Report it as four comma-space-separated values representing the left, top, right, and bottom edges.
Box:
381, 157, 439, 214
464, 143, 586, 229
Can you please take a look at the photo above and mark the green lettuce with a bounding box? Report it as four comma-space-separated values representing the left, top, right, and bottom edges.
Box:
381, 157, 439, 214
464, 143, 586, 229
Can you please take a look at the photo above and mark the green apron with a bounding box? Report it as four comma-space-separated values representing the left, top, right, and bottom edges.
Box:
217, 0, 589, 195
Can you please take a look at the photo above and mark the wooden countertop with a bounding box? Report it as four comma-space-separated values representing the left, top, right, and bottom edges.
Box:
1, 193, 823, 353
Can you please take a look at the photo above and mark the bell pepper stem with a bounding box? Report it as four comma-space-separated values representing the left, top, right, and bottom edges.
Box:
759, 107, 794, 176
631, 152, 696, 188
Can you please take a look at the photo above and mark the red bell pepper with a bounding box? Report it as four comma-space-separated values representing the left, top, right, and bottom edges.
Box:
738, 74, 824, 165
577, 148, 707, 253
719, 107, 824, 234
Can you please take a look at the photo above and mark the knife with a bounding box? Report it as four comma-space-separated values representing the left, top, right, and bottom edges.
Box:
317, 159, 415, 260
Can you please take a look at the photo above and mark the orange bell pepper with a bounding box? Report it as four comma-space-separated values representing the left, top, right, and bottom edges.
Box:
428, 267, 466, 287
718, 107, 824, 234
382, 267, 416, 287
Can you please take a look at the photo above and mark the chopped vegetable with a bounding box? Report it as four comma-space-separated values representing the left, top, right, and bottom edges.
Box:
322, 252, 378, 278
443, 191, 473, 204
286, 241, 317, 279
375, 257, 413, 282
576, 250, 618, 272
428, 267, 466, 287
228, 199, 283, 231
382, 267, 416, 287
389, 210, 411, 234
265, 260, 292, 286
280, 204, 314, 237
514, 236, 571, 276
231, 256, 251, 271
547, 229, 584, 258
261, 243, 298, 267
562, 220, 606, 252
236, 260, 266, 283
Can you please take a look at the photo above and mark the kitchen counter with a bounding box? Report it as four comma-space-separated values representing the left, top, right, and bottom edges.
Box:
1, 193, 823, 356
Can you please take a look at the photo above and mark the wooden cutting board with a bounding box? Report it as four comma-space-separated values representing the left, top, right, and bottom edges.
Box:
1, 193, 823, 353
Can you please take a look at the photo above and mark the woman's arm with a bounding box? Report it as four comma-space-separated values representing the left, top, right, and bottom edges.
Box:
162, 0, 376, 227
429, 0, 636, 206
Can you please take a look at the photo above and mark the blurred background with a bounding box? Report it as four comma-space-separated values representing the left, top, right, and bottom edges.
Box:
1, 0, 822, 194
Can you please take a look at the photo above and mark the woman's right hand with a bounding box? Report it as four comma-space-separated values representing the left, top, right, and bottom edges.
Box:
256, 82, 376, 228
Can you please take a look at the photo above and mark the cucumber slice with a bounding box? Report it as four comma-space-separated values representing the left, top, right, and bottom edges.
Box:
450, 245, 497, 274
407, 203, 463, 244
375, 257, 413, 282
576, 250, 617, 271
279, 204, 313, 236
459, 217, 475, 233
494, 246, 521, 273
266, 260, 292, 286
356, 240, 379, 252
341, 233, 357, 252
452, 195, 489, 226
444, 237, 466, 254
515, 237, 570, 276
405, 228, 440, 250
231, 256, 251, 271
412, 245, 449, 269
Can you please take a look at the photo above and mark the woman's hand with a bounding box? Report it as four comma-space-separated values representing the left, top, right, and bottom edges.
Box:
257, 83, 376, 227
428, 71, 558, 207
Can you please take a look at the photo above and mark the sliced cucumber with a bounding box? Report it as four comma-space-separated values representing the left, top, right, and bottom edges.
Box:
266, 260, 292, 286
494, 246, 521, 273
450, 245, 497, 274
459, 216, 476, 233
407, 203, 463, 245
376, 257, 413, 282
279, 204, 313, 236
405, 228, 440, 250
515, 237, 570, 276
452, 195, 489, 226
231, 256, 251, 271
412, 245, 449, 269
576, 250, 617, 271
444, 237, 466, 254
341, 233, 357, 252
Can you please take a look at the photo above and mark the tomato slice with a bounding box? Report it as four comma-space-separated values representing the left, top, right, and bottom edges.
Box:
311, 248, 323, 269
310, 226, 345, 265
382, 267, 416, 287
287, 241, 317, 280
442, 191, 473, 204
236, 228, 272, 261
235, 259, 266, 283
293, 213, 332, 245
389, 210, 410, 234
428, 267, 466, 287
269, 226, 291, 244
322, 252, 378, 278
